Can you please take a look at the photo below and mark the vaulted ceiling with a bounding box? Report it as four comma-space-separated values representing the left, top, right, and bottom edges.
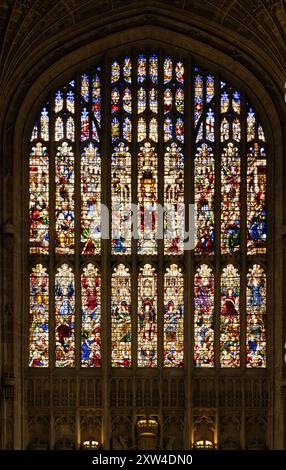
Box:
0, 0, 285, 130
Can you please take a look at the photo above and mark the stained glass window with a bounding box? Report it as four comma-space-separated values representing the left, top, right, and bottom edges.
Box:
111, 264, 132, 367
138, 264, 157, 367
29, 265, 49, 367
81, 264, 101, 367
194, 265, 214, 367
55, 264, 75, 367
164, 265, 184, 367
28, 53, 268, 371
220, 265, 240, 367
246, 265, 266, 367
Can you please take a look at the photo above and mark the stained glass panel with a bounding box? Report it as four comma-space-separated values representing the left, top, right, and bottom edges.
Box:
137, 142, 158, 254
164, 264, 184, 367
111, 264, 132, 367
247, 144, 266, 254
29, 265, 49, 367
55, 264, 75, 367
164, 142, 184, 254
29, 142, 49, 254
246, 265, 266, 368
138, 264, 157, 367
55, 142, 74, 254
194, 265, 214, 367
220, 264, 240, 367
112, 142, 132, 254
81, 264, 101, 367
221, 143, 240, 254
81, 143, 101, 255
195, 144, 215, 255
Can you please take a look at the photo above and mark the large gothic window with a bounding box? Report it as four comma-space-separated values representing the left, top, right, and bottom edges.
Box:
28, 51, 267, 369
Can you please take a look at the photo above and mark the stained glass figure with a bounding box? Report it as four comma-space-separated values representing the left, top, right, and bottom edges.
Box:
149, 53, 158, 84
55, 142, 74, 254
55, 117, 64, 141
138, 117, 147, 142
66, 90, 75, 113
111, 88, 120, 113
92, 72, 101, 126
29, 265, 49, 367
55, 91, 63, 113
195, 144, 215, 255
164, 117, 173, 142
164, 264, 184, 367
221, 91, 229, 113
29, 143, 49, 254
194, 75, 203, 126
40, 108, 49, 141
137, 142, 158, 254
149, 88, 158, 113
164, 143, 184, 255
221, 117, 229, 141
206, 75, 214, 103
138, 87, 146, 113
176, 118, 184, 142
111, 264, 132, 367
232, 91, 241, 114
123, 57, 132, 83
247, 106, 256, 142
164, 88, 172, 114
149, 117, 158, 142
81, 143, 101, 255
81, 264, 101, 367
123, 88, 132, 114
81, 74, 89, 102
206, 109, 214, 142
123, 117, 132, 142
258, 124, 265, 141
111, 117, 120, 141
81, 108, 89, 141
220, 264, 240, 367
194, 265, 214, 367
247, 143, 266, 254
221, 143, 240, 254
111, 61, 120, 83
112, 142, 132, 254
164, 58, 172, 83
246, 265, 266, 368
138, 264, 157, 367
137, 54, 146, 83
55, 264, 75, 367
175, 62, 184, 83
233, 117, 241, 142
175, 88, 184, 114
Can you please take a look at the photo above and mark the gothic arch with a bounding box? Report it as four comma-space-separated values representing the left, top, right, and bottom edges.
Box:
1, 11, 284, 449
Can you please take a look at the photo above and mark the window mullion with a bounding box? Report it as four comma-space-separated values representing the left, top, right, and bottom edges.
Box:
131, 50, 138, 371
75, 72, 81, 370
185, 54, 194, 448
157, 50, 164, 370
49, 91, 56, 372
214, 73, 221, 371
240, 92, 247, 371
101, 54, 112, 449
